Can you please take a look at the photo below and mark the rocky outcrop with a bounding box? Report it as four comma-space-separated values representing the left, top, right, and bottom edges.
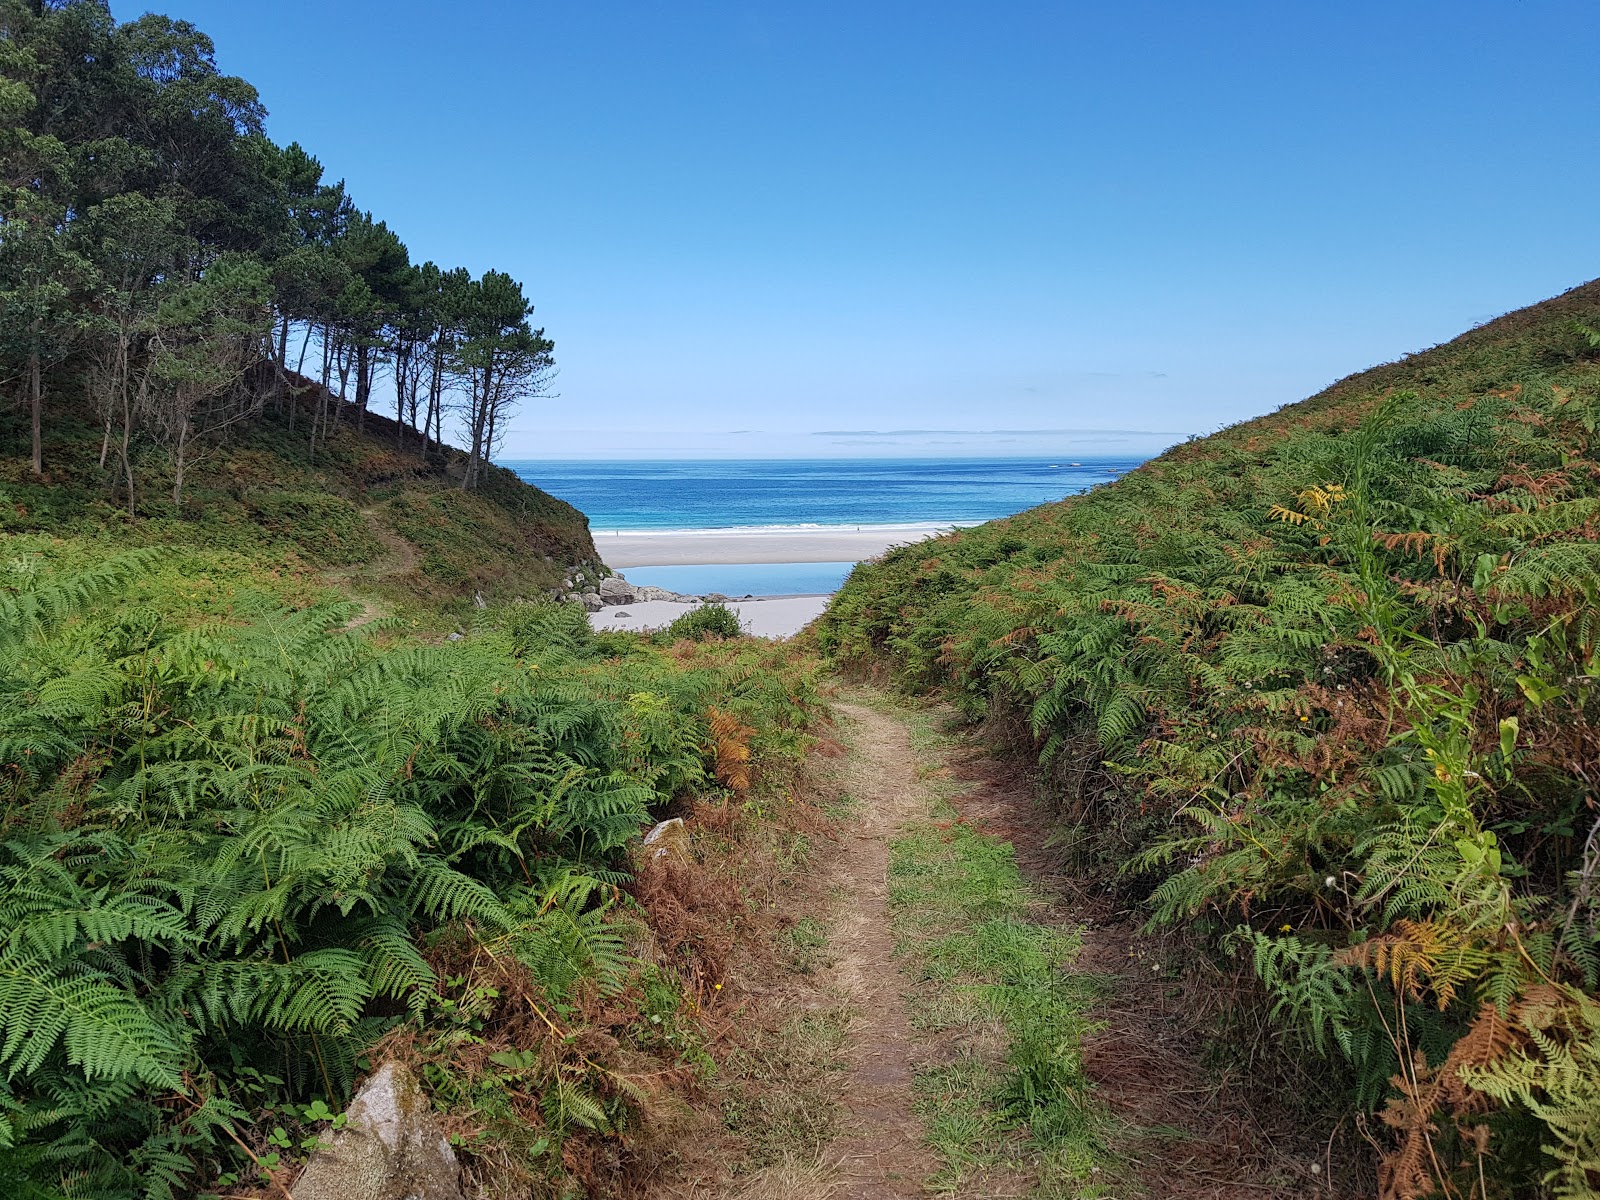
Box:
557, 570, 704, 607
292, 1062, 463, 1200
633, 584, 691, 602
553, 563, 785, 611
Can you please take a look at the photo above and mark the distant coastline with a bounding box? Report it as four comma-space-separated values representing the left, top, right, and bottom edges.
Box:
514, 456, 1145, 607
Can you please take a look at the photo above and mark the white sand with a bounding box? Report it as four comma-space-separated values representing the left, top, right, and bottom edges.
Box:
585, 522, 977, 638
595, 522, 972, 567
588, 596, 830, 639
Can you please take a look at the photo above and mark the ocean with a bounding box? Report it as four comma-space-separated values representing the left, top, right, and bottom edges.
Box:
503, 457, 1145, 596
607, 560, 859, 597
505, 457, 1139, 531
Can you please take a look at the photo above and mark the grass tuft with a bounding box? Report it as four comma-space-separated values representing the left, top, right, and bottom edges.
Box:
889, 804, 1113, 1196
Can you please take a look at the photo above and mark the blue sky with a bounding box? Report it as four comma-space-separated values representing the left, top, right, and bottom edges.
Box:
119, 1, 1600, 458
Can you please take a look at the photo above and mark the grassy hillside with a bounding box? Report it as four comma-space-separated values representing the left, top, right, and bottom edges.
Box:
0, 557, 824, 1199
817, 279, 1600, 1197
1, 392, 599, 615
0, 395, 836, 1199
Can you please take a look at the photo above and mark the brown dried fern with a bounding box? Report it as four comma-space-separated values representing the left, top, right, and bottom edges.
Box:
706, 706, 753, 792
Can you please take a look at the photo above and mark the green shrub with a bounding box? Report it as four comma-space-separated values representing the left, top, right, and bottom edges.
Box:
243, 491, 382, 564
659, 602, 745, 643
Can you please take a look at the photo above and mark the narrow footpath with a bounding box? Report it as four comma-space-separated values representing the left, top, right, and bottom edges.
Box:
697, 689, 1333, 1200
819, 701, 936, 1198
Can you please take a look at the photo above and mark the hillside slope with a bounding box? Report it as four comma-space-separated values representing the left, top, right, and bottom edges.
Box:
0, 388, 833, 1199
1, 391, 598, 610
817, 278, 1600, 1197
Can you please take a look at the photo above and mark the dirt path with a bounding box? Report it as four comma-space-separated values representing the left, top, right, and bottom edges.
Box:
335, 507, 419, 629
818, 701, 935, 1199
690, 693, 1341, 1199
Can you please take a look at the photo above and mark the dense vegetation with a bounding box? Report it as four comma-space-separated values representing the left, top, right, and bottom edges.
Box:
0, 542, 819, 1197
2, 0, 599, 612
818, 280, 1600, 1197
3, 388, 600, 613
0, 6, 831, 1196
2, 0, 553, 511
14, 3, 1600, 1195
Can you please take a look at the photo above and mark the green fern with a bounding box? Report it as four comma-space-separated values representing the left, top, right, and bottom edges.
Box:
0, 556, 817, 1193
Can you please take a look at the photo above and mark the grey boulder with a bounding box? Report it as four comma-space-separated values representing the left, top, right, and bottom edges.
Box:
291, 1061, 463, 1200
634, 585, 691, 602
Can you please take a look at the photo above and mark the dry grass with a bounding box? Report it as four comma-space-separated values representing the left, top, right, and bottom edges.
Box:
645, 714, 863, 1198
725, 1157, 841, 1200
718, 1004, 853, 1170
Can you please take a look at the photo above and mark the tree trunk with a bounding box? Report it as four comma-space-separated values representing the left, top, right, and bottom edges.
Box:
123, 368, 145, 516
172, 414, 189, 508
484, 379, 500, 475
462, 359, 493, 491
424, 340, 444, 459
432, 343, 446, 459
462, 374, 479, 490
355, 340, 369, 432
287, 323, 309, 436
312, 325, 332, 460
333, 340, 352, 429
28, 345, 42, 476
433, 378, 443, 455
392, 342, 408, 449
274, 316, 290, 415
99, 405, 114, 469
405, 353, 423, 447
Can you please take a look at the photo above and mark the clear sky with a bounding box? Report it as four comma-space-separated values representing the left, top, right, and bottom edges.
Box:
116, 1, 1600, 459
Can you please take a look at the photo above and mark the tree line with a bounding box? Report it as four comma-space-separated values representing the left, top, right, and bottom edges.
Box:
0, 0, 553, 506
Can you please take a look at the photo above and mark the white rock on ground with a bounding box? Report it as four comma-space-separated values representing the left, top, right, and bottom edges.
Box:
291, 1061, 463, 1200
642, 816, 692, 864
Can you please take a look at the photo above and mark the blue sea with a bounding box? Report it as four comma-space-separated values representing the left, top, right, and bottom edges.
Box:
505, 457, 1139, 531
615, 561, 859, 597
504, 457, 1145, 596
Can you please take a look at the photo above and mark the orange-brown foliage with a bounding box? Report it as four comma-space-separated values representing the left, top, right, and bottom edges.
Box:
705, 706, 753, 792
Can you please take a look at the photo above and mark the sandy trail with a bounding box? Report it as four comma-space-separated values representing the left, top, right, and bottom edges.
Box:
817, 702, 935, 1199
690, 694, 1334, 1200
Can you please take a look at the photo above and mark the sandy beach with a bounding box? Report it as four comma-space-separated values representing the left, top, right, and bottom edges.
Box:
585, 522, 977, 638
588, 595, 830, 639
594, 522, 970, 567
